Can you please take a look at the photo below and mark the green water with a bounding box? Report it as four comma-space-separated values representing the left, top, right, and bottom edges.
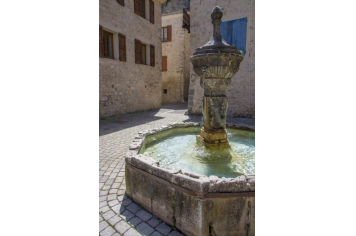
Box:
140, 127, 255, 178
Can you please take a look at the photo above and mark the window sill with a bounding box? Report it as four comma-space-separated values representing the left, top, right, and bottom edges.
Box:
100, 57, 115, 60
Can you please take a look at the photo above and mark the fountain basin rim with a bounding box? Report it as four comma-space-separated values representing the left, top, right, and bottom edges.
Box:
126, 122, 255, 195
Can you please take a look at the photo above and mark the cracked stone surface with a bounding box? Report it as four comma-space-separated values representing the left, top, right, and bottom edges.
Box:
99, 103, 255, 236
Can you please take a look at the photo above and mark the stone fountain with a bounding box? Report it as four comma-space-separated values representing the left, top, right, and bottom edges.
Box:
125, 6, 254, 236
190, 6, 243, 146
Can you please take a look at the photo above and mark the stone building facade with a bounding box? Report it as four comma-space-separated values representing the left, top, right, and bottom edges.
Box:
188, 0, 255, 118
161, 0, 191, 103
99, 0, 166, 117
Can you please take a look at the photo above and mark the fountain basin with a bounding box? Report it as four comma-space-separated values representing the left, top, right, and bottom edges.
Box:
125, 122, 255, 236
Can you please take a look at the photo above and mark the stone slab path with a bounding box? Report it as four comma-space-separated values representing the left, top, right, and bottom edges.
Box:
99, 103, 255, 236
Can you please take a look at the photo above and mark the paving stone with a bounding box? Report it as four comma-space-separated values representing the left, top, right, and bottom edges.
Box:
120, 210, 135, 221
117, 195, 125, 202
102, 185, 111, 190
117, 189, 126, 195
147, 217, 160, 228
123, 228, 142, 236
100, 176, 109, 183
102, 210, 116, 220
100, 225, 116, 236
135, 222, 155, 236
107, 194, 117, 201
99, 221, 109, 232
122, 198, 132, 206
108, 200, 119, 207
99, 201, 108, 208
108, 215, 122, 225
99, 196, 106, 202
105, 179, 115, 186
150, 232, 163, 236
136, 209, 152, 221
100, 206, 110, 213
126, 203, 141, 214
168, 231, 184, 236
100, 190, 109, 196
115, 177, 124, 183
112, 183, 120, 189
111, 203, 124, 214
115, 220, 131, 234
127, 216, 142, 227
156, 223, 172, 235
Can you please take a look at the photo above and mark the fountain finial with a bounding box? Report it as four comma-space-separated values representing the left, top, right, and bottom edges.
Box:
211, 6, 223, 20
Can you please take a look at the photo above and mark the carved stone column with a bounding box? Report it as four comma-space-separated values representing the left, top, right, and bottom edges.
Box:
190, 6, 243, 146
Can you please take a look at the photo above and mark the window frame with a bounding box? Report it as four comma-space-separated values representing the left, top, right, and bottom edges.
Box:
141, 44, 147, 65
161, 25, 172, 42
102, 30, 114, 59
117, 0, 124, 6
118, 33, 126, 62
162, 56, 167, 71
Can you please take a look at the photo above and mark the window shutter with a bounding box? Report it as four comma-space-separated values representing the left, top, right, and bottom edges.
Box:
167, 25, 172, 42
150, 45, 155, 66
135, 39, 141, 64
117, 0, 125, 6
99, 26, 103, 57
149, 0, 154, 24
134, 0, 141, 15
119, 34, 126, 61
162, 56, 167, 71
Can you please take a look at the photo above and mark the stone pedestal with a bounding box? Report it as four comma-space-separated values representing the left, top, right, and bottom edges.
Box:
190, 6, 243, 146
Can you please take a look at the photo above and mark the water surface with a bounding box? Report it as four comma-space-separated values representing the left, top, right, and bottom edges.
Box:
140, 127, 255, 178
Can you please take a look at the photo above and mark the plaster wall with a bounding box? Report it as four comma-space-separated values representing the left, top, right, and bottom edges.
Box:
162, 13, 190, 103
99, 0, 165, 117
188, 0, 255, 118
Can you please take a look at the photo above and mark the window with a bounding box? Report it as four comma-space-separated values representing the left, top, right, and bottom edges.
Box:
140, 0, 145, 18
163, 89, 167, 94
117, 0, 124, 6
99, 27, 114, 59
150, 45, 155, 67
118, 33, 126, 61
134, 0, 146, 18
135, 39, 151, 65
220, 18, 247, 55
149, 0, 154, 24
141, 44, 146, 64
161, 26, 172, 42
162, 56, 167, 71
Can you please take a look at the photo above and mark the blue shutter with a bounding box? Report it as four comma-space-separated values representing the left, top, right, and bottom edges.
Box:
221, 18, 247, 55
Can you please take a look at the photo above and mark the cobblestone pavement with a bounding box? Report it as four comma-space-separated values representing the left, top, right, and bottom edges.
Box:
99, 103, 255, 236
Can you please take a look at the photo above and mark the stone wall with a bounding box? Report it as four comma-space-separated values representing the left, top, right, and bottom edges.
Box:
162, 13, 190, 103
99, 0, 165, 117
188, 0, 255, 118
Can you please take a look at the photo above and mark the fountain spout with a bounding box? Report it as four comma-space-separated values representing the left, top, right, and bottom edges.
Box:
190, 6, 243, 146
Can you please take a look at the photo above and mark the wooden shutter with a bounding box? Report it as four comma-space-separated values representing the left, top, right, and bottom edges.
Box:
149, 0, 154, 24
167, 25, 172, 42
162, 56, 167, 71
134, 0, 141, 15
119, 34, 126, 62
99, 26, 103, 57
150, 45, 155, 66
117, 0, 125, 6
135, 39, 141, 64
